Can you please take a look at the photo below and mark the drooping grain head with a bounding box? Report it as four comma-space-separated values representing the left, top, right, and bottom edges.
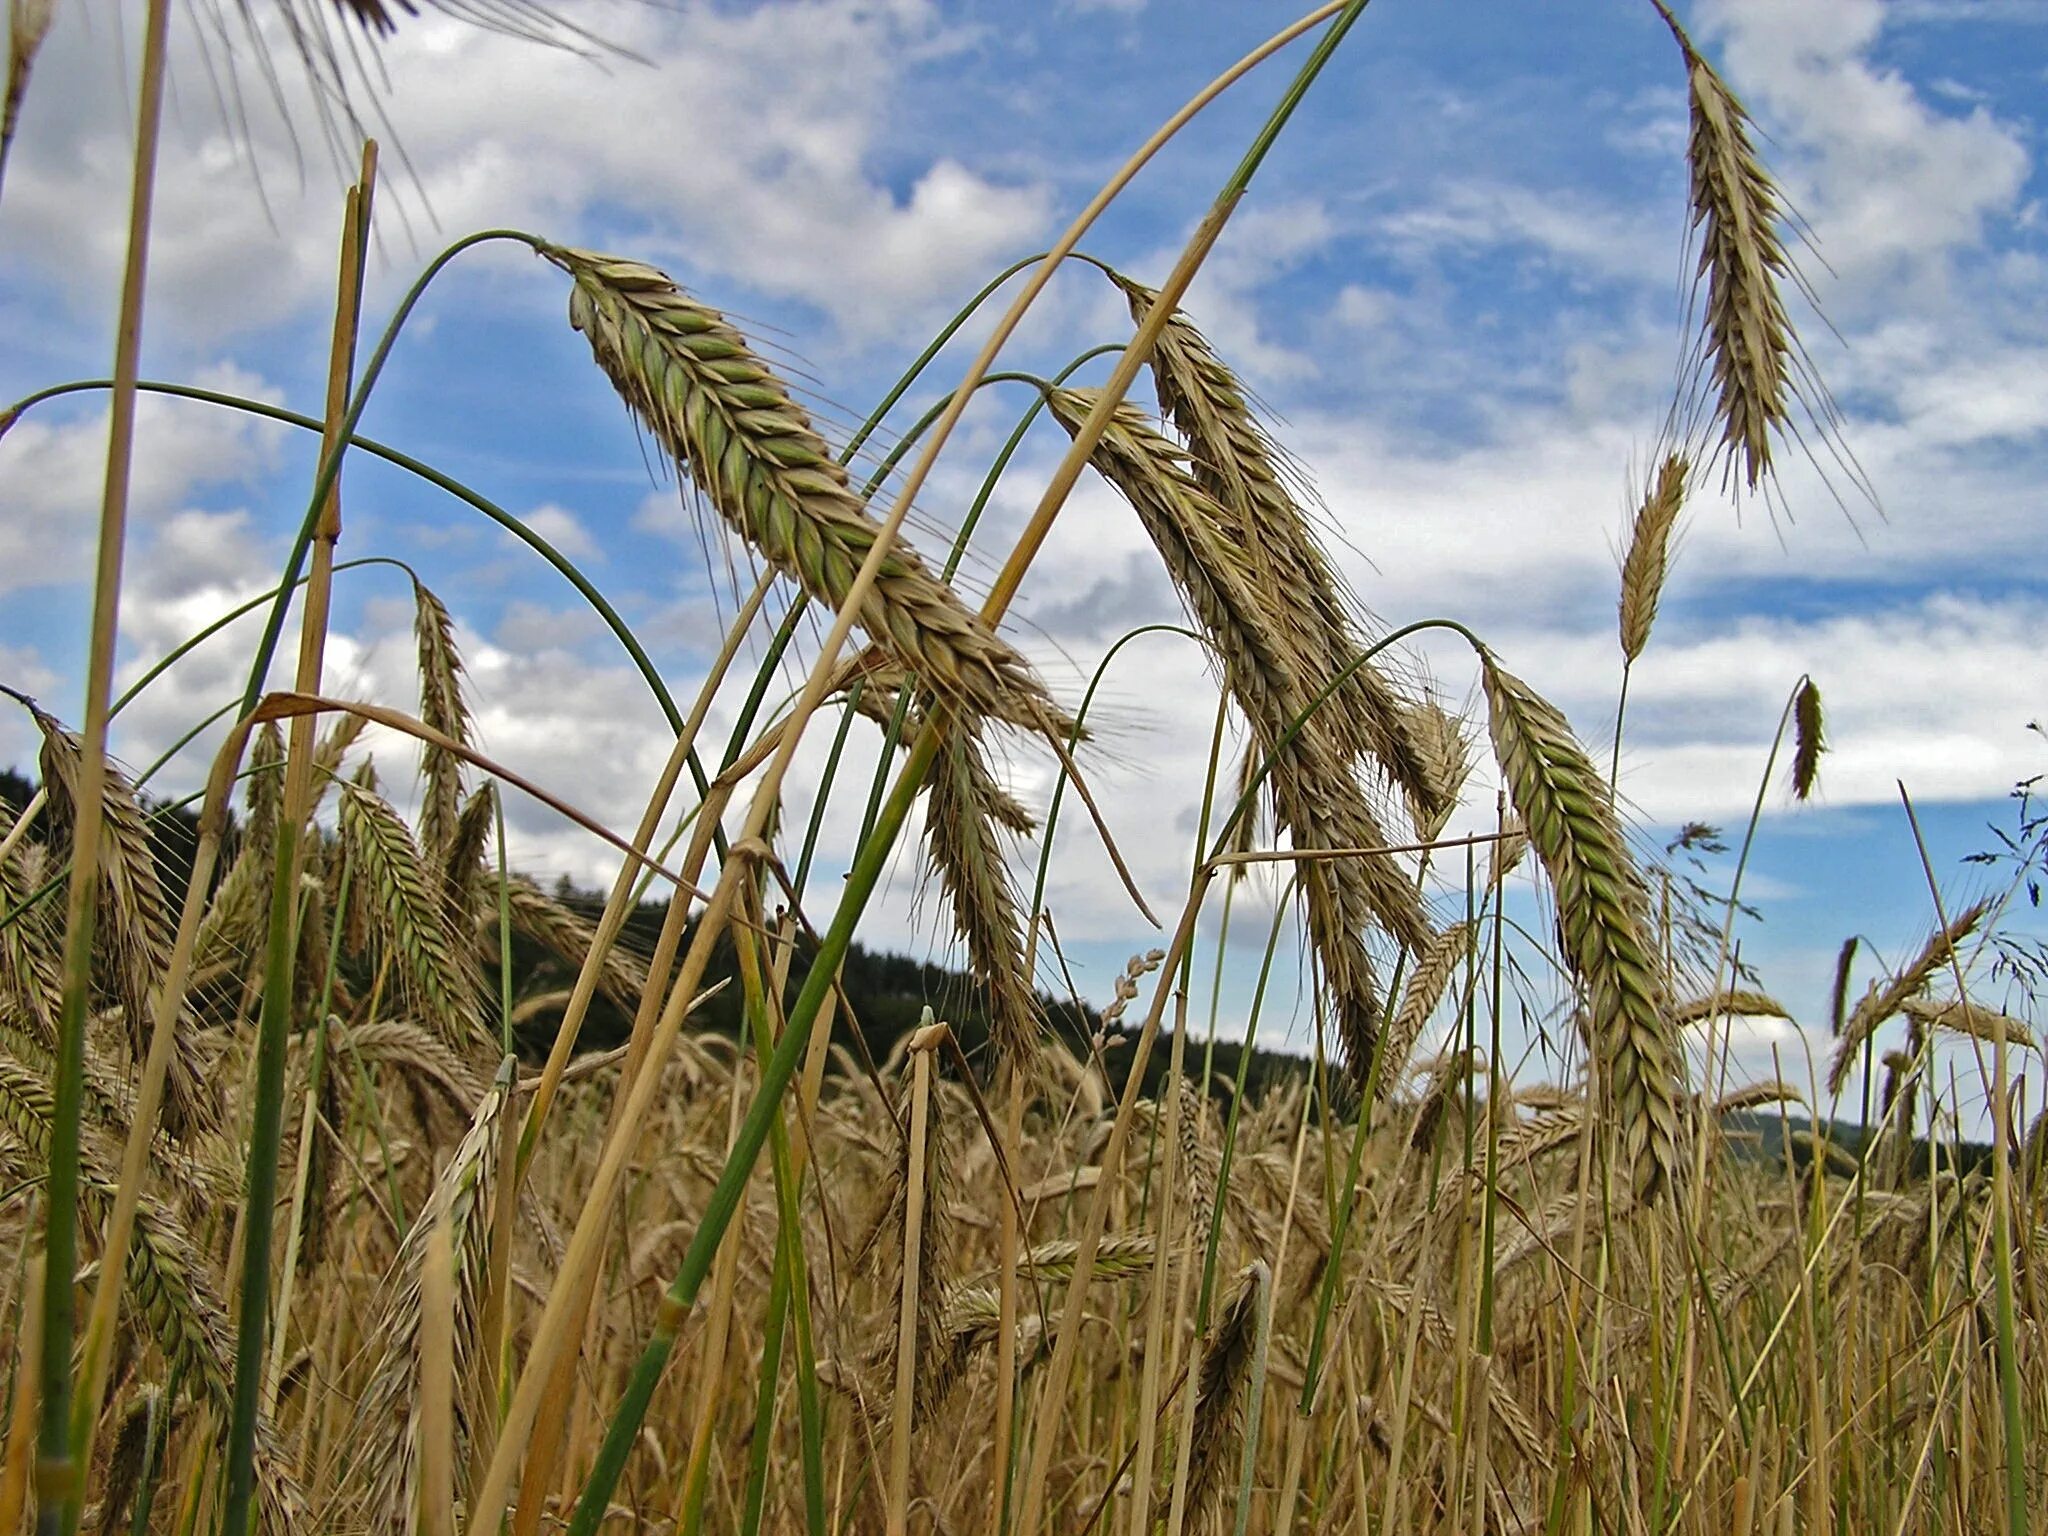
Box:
1480, 654, 1685, 1203
1182, 1259, 1266, 1522
1827, 898, 1990, 1097
546, 244, 1061, 738
1116, 271, 1440, 814
1656, 3, 1798, 494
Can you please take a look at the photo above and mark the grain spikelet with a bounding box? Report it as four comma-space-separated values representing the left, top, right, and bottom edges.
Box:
1618, 454, 1687, 663
1481, 656, 1684, 1202
490, 872, 646, 1020
919, 720, 1043, 1071
34, 714, 213, 1136
438, 782, 497, 931
1714, 1079, 1804, 1115
322, 1017, 489, 1129
1117, 274, 1437, 811
1182, 1259, 1265, 1521
1385, 920, 1475, 1081
411, 580, 470, 859
1, 0, 56, 202
1902, 995, 2036, 1052
1791, 676, 1825, 801
338, 780, 485, 1052
1053, 387, 1426, 1084
1669, 989, 1790, 1027
1406, 701, 1472, 841
1003, 1233, 1157, 1287
1657, 3, 1800, 493
0, 804, 59, 1044
546, 244, 1058, 734
333, 1058, 514, 1535
1827, 898, 1991, 1096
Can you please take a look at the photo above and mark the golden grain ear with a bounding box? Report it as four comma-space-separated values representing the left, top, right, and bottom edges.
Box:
547, 245, 1061, 739
1619, 454, 1688, 665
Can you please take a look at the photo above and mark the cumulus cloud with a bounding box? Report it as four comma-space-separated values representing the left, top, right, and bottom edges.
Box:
3, 0, 1054, 350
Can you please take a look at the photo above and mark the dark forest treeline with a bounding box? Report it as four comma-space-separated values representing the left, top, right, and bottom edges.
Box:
0, 765, 1303, 1107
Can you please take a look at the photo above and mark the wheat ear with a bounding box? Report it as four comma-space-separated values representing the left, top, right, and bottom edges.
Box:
338, 779, 487, 1053
1118, 274, 1438, 811
412, 579, 471, 859
34, 715, 213, 1136
1053, 387, 1426, 1083
1481, 655, 1684, 1202
1618, 454, 1687, 663
1791, 677, 1825, 801
1827, 898, 1991, 1096
545, 244, 1059, 734
1656, 2, 1798, 493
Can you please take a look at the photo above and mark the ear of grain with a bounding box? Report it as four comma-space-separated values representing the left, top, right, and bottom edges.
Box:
331, 1057, 514, 1535
0, 802, 60, 1047
34, 714, 213, 1137
919, 721, 1044, 1072
1117, 274, 1438, 814
1405, 701, 1472, 841
1669, 989, 1790, 1027
412, 580, 470, 859
338, 779, 486, 1053
1052, 387, 1426, 1086
1827, 898, 1990, 1096
1618, 454, 1687, 663
1384, 919, 1476, 1082
1657, 4, 1799, 494
491, 872, 648, 1022
438, 781, 496, 932
1, 0, 57, 199
1182, 1259, 1266, 1522
1480, 655, 1684, 1202
546, 244, 1058, 736
1791, 677, 1825, 801
848, 669, 1044, 1071
1901, 995, 2035, 1052
0, 1056, 301, 1529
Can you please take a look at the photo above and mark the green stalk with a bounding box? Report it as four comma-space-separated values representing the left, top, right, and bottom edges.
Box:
733, 908, 827, 1536
236, 228, 544, 718
219, 804, 302, 1536
1899, 790, 2027, 1536
1197, 889, 1292, 1328
39, 1, 172, 1528
737, 1234, 795, 1536
563, 729, 940, 1536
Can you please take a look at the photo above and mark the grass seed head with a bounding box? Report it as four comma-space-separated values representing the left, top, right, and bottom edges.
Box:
1481, 654, 1685, 1203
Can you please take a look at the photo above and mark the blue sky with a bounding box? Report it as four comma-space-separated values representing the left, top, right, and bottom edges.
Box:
1, 0, 2043, 1129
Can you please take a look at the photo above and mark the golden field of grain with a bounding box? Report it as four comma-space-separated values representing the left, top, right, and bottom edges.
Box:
0, 3, 2041, 1534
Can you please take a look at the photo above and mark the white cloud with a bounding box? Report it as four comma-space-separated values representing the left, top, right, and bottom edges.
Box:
1701, 0, 2032, 290
0, 366, 285, 596
516, 503, 601, 564
3, 0, 1054, 348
